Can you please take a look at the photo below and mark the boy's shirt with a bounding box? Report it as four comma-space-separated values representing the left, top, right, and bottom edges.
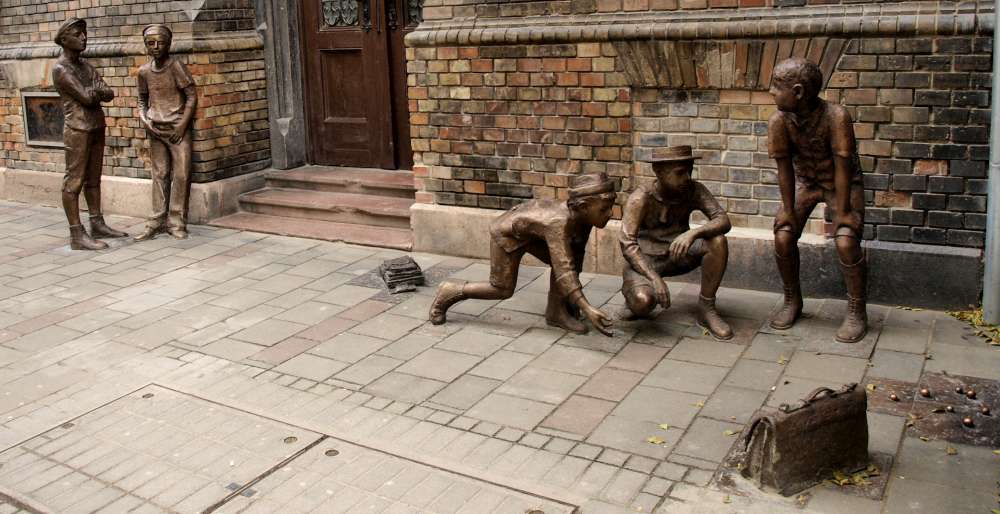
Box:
52, 59, 108, 131
767, 100, 859, 187
619, 181, 726, 257
490, 199, 589, 297
138, 57, 195, 126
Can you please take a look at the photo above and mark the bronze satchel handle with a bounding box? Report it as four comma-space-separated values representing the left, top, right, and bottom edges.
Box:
803, 387, 837, 403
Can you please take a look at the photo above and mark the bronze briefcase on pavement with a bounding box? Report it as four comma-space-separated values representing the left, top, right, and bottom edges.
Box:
736, 383, 869, 496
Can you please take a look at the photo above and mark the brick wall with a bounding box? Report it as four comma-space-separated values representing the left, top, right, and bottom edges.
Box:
421, 0, 913, 21
0, 0, 269, 183
408, 2, 994, 249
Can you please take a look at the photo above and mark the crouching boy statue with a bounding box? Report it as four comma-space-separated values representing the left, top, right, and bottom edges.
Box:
429, 173, 617, 336
767, 57, 868, 343
619, 145, 734, 340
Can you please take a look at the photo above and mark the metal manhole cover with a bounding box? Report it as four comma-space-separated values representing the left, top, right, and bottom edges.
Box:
0, 386, 320, 513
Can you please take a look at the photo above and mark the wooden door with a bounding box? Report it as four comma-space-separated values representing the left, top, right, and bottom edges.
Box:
302, 0, 398, 168
385, 0, 419, 170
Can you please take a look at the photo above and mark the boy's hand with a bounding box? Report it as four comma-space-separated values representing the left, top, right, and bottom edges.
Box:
652, 277, 671, 310
582, 304, 613, 337
669, 230, 698, 260
168, 124, 186, 144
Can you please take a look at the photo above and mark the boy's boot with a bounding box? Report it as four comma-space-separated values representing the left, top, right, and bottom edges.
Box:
69, 224, 108, 251
836, 255, 868, 343
770, 249, 803, 330
85, 187, 127, 238
698, 295, 733, 340
429, 280, 467, 325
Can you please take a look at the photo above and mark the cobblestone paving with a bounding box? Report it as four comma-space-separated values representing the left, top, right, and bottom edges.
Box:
0, 202, 996, 513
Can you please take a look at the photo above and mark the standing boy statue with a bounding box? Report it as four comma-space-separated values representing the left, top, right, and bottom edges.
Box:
52, 18, 128, 250
767, 57, 868, 343
619, 145, 734, 340
133, 24, 197, 241
429, 173, 617, 336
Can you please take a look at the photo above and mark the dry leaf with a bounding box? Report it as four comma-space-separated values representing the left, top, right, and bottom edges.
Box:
930, 408, 946, 413
795, 493, 810, 506
694, 401, 705, 407
722, 495, 731, 504
658, 423, 670, 431
777, 355, 789, 364
646, 436, 665, 445
919, 436, 930, 442
723, 430, 737, 437
993, 449, 1000, 455
866, 383, 876, 391
946, 446, 957, 455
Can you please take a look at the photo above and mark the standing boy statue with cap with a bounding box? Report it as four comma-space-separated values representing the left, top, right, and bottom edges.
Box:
52, 17, 128, 250
429, 173, 617, 336
619, 145, 734, 340
767, 57, 868, 343
133, 24, 198, 241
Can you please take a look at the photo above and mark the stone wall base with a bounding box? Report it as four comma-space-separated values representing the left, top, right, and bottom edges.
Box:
412, 203, 982, 310
0, 168, 266, 224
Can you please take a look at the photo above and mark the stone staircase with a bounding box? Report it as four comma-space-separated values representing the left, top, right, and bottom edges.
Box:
210, 166, 415, 250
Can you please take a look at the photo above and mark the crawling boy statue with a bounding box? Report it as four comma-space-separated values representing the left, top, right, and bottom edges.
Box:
429, 173, 616, 336
619, 145, 733, 340
768, 57, 868, 343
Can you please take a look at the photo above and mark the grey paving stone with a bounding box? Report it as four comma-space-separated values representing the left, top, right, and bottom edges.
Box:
230, 319, 308, 347
430, 375, 501, 411
606, 343, 668, 373
930, 315, 983, 348
743, 332, 800, 362
274, 301, 345, 325
876, 325, 930, 354
350, 313, 424, 341
496, 366, 587, 404
882, 476, 995, 514
334, 355, 404, 386
436, 328, 512, 357
247, 337, 320, 366
601, 468, 648, 505
924, 342, 1000, 380
313, 284, 380, 306
273, 354, 348, 382
310, 332, 394, 363
557, 329, 632, 354
722, 359, 784, 391
867, 349, 924, 382
587, 415, 680, 460
396, 348, 481, 382
363, 372, 446, 404
577, 367, 644, 402
544, 437, 576, 455
766, 376, 837, 408
376, 333, 440, 360
698, 386, 768, 424
893, 437, 999, 492
613, 386, 704, 428
673, 417, 742, 463
784, 353, 869, 384
867, 411, 905, 456
532, 344, 612, 376
201, 338, 265, 362
540, 395, 616, 436
468, 350, 534, 380
666, 338, 744, 367
467, 393, 555, 430
504, 327, 563, 355
642, 359, 729, 395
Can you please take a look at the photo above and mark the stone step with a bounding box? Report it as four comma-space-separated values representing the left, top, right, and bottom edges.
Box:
239, 188, 413, 229
265, 166, 415, 199
209, 212, 413, 251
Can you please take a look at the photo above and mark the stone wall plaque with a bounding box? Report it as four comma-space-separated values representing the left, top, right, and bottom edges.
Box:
21, 91, 64, 147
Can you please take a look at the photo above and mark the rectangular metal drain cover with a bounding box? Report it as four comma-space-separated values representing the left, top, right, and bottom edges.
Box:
0, 385, 574, 513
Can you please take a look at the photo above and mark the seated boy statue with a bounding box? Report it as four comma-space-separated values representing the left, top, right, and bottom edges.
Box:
768, 57, 868, 343
429, 173, 616, 336
619, 145, 733, 340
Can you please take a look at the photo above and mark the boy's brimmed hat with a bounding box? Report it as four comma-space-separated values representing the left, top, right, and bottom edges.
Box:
568, 172, 615, 198
54, 17, 86, 44
650, 145, 699, 163
143, 24, 173, 39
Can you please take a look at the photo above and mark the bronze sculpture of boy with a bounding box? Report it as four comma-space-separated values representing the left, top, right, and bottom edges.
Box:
619, 145, 733, 340
134, 24, 198, 241
768, 57, 868, 343
52, 18, 128, 250
429, 173, 616, 336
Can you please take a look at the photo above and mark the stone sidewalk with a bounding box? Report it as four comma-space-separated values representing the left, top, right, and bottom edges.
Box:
0, 200, 996, 514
